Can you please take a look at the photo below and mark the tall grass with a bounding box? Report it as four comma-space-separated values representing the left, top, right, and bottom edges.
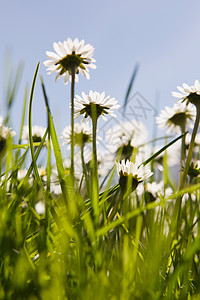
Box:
0, 61, 200, 300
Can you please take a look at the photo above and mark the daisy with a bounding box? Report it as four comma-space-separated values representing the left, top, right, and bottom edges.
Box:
116, 159, 153, 192
137, 181, 173, 204
63, 154, 83, 182
74, 91, 120, 120
44, 38, 96, 84
60, 121, 92, 147
146, 181, 173, 200
38, 167, 46, 177
84, 147, 114, 177
188, 160, 200, 179
106, 120, 148, 159
156, 102, 196, 134
97, 150, 114, 177
174, 82, 200, 190
172, 80, 200, 106
185, 132, 200, 153
0, 117, 16, 153
35, 201, 45, 215
48, 168, 62, 195
17, 168, 33, 186
17, 168, 28, 181
22, 125, 46, 144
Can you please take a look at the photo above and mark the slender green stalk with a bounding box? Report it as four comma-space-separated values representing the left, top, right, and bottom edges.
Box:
179, 123, 186, 183
173, 106, 200, 233
91, 113, 99, 225
180, 124, 186, 164
107, 190, 123, 223
45, 114, 51, 237
81, 144, 90, 196
179, 106, 200, 191
92, 117, 98, 181
70, 67, 76, 178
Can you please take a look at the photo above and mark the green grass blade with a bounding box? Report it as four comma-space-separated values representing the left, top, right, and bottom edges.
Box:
28, 62, 50, 204
141, 131, 188, 167
41, 78, 69, 203
123, 62, 139, 113
4, 60, 24, 124
18, 84, 28, 145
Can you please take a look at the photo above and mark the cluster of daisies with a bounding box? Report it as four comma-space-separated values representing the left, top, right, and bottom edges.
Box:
1, 37, 200, 216
43, 38, 155, 191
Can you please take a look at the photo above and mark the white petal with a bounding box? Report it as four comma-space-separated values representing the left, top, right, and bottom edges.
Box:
64, 72, 70, 84
53, 42, 64, 57
43, 60, 55, 67
46, 51, 60, 60
58, 42, 67, 56
195, 80, 200, 91
88, 63, 97, 69
171, 91, 185, 98
55, 73, 61, 82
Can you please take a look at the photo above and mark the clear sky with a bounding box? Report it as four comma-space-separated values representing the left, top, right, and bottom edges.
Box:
1, 0, 200, 145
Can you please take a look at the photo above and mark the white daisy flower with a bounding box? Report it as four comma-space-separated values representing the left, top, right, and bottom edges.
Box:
35, 201, 45, 215
0, 119, 16, 138
63, 153, 83, 182
182, 191, 197, 205
185, 132, 200, 153
0, 174, 11, 191
116, 159, 153, 192
0, 117, 16, 153
96, 150, 114, 177
38, 167, 46, 177
48, 168, 62, 195
84, 147, 114, 177
44, 38, 96, 85
106, 120, 148, 159
137, 181, 173, 202
146, 181, 173, 199
116, 159, 153, 181
74, 90, 120, 120
188, 160, 200, 179
22, 125, 46, 144
156, 102, 196, 134
60, 121, 92, 147
17, 168, 34, 185
17, 168, 28, 181
172, 80, 200, 106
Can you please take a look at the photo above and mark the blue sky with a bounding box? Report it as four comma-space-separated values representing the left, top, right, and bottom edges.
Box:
1, 0, 200, 143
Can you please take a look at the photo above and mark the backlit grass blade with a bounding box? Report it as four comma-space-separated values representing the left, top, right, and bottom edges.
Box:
4, 60, 24, 124
28, 62, 47, 198
41, 77, 69, 203
18, 84, 28, 145
140, 131, 188, 167
8, 129, 48, 212
123, 62, 139, 113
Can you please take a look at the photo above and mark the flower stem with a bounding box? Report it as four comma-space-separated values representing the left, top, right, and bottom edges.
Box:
179, 124, 186, 183
70, 66, 76, 178
81, 144, 90, 196
91, 112, 99, 225
180, 124, 186, 164
173, 105, 200, 232
179, 106, 200, 191
107, 191, 123, 223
